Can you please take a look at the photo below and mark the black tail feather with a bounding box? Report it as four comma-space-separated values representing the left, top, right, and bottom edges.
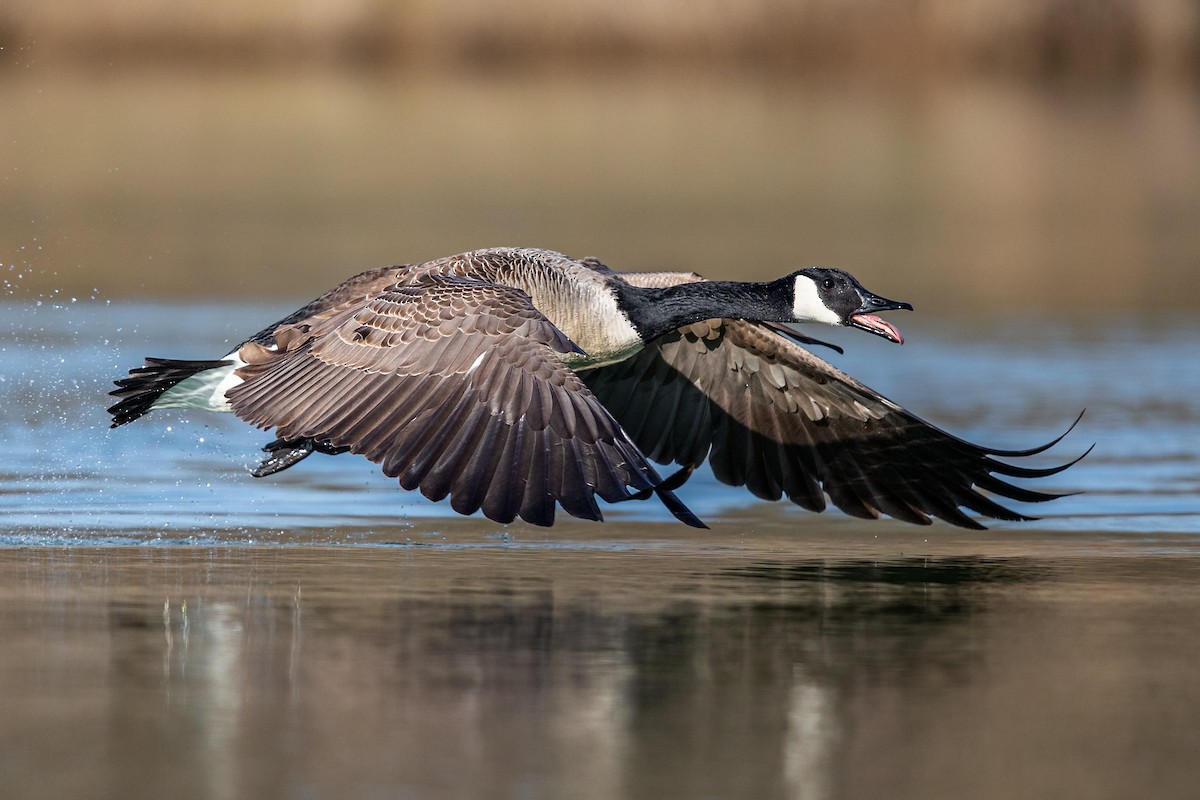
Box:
107, 357, 232, 428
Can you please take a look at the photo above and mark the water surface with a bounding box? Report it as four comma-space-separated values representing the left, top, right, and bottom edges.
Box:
4, 299, 1197, 538
4, 541, 1200, 800
3, 66, 1200, 800
1, 299, 1198, 799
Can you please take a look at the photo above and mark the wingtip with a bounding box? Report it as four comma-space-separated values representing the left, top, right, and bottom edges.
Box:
658, 486, 707, 528
981, 409, 1087, 459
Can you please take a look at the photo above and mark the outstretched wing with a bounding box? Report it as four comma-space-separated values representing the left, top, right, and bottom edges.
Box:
227, 275, 701, 527
584, 275, 1082, 529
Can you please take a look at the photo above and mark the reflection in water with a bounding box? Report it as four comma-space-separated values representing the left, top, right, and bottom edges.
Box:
0, 540, 1199, 799
715, 557, 1044, 679
196, 603, 240, 800
0, 547, 1092, 800
726, 556, 1043, 585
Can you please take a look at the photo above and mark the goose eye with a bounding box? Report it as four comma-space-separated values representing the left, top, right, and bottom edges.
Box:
822, 278, 835, 291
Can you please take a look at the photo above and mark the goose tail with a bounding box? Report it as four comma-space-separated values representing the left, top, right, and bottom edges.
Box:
108, 357, 234, 428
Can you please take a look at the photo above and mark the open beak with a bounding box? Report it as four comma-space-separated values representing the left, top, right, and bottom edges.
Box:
847, 291, 913, 344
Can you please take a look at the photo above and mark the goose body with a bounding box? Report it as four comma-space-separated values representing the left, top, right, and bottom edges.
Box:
109, 247, 1080, 528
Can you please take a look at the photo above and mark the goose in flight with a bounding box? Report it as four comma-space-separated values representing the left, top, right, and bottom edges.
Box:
109, 247, 1081, 529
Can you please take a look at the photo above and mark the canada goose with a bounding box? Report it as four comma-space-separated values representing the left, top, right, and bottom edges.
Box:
109, 247, 1081, 529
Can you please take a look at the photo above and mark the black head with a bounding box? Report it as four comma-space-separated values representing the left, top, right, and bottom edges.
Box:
791, 267, 913, 344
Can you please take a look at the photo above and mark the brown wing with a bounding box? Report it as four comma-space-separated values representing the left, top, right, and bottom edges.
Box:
227, 275, 698, 527
584, 281, 1082, 529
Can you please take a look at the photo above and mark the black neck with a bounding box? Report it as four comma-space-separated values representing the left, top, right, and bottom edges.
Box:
613, 278, 792, 342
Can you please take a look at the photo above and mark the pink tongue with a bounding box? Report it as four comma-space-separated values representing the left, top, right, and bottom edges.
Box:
852, 313, 904, 344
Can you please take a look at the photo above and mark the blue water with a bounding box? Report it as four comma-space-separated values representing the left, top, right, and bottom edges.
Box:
4, 297, 1200, 800
1, 298, 1197, 543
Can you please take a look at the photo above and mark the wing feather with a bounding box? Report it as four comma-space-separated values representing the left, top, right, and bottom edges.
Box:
227, 275, 698, 527
584, 272, 1081, 528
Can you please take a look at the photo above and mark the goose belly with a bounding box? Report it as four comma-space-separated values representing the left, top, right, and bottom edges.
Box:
562, 338, 646, 370
520, 276, 646, 369
549, 306, 645, 369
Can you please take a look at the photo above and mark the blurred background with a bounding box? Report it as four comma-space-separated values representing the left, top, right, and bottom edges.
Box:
4, 9, 1200, 800
2, 0, 1198, 312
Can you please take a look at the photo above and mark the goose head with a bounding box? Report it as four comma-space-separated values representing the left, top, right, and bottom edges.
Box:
789, 267, 912, 344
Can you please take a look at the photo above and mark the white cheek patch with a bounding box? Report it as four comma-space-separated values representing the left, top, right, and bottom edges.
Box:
792, 278, 843, 325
